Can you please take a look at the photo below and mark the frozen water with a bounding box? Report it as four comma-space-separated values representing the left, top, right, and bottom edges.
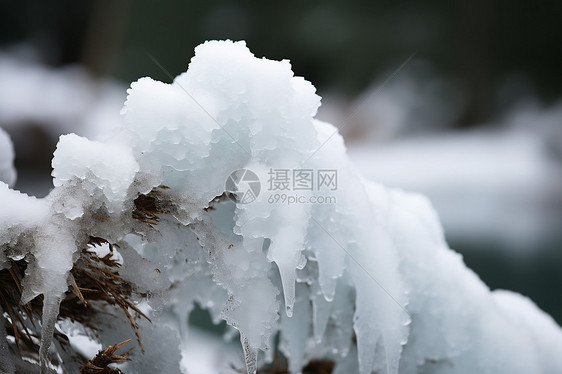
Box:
1, 40, 561, 374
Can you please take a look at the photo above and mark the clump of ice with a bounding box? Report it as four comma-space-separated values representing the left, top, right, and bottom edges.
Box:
52, 133, 139, 218
1, 40, 562, 374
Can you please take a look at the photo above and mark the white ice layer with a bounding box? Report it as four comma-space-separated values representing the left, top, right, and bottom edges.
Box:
1, 40, 561, 374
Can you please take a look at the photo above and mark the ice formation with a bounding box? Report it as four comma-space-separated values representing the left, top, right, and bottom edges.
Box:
1, 40, 562, 373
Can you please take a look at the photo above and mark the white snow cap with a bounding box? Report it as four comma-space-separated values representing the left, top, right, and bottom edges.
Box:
1, 40, 561, 374
117, 40, 562, 374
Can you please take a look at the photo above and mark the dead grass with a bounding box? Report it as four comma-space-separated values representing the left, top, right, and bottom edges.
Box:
0, 236, 152, 367
80, 339, 132, 374
132, 185, 170, 225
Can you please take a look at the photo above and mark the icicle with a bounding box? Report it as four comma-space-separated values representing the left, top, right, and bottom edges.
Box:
1, 39, 562, 374
241, 335, 257, 374
39, 295, 62, 373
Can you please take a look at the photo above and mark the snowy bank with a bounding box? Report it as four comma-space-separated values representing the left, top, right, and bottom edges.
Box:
349, 126, 562, 251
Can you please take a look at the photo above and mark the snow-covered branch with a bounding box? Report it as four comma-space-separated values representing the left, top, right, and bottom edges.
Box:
1, 40, 561, 374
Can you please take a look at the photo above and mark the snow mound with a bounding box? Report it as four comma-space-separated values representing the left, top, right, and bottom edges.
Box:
0, 40, 561, 374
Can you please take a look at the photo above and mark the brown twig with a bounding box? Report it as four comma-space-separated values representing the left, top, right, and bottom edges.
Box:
132, 186, 170, 225
80, 339, 132, 374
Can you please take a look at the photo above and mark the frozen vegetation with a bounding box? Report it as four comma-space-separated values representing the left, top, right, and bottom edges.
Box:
0, 40, 561, 373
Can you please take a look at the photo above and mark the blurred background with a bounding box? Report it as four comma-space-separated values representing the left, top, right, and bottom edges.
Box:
0, 0, 560, 344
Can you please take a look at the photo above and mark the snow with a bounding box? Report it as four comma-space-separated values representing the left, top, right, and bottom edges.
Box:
1, 40, 561, 374
180, 327, 241, 374
0, 52, 125, 140
349, 127, 560, 250
0, 128, 16, 187
52, 133, 139, 217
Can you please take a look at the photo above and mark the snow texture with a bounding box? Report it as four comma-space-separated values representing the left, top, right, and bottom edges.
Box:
1, 40, 561, 374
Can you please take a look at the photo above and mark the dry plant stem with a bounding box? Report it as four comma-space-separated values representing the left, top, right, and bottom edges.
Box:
0, 260, 38, 356
70, 273, 88, 307
0, 186, 170, 368
0, 242, 152, 362
80, 243, 152, 352
80, 339, 132, 374
132, 186, 170, 225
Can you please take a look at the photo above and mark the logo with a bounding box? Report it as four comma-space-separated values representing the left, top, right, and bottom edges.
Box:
225, 169, 261, 204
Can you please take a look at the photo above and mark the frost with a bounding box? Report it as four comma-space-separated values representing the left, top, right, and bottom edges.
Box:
1, 40, 562, 374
